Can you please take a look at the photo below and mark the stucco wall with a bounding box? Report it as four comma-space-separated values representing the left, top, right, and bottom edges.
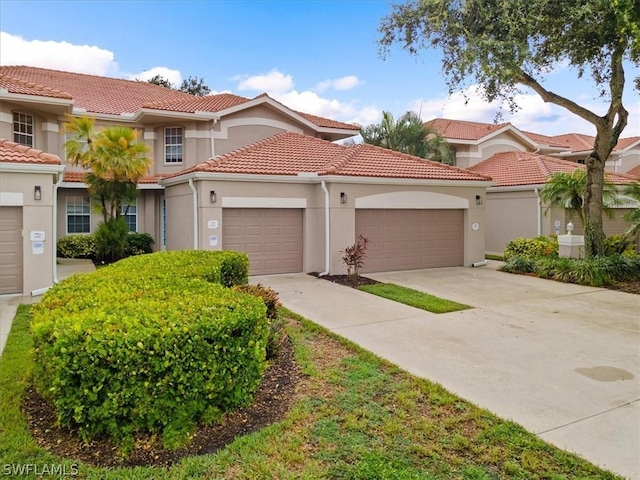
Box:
164, 178, 487, 274
0, 170, 58, 293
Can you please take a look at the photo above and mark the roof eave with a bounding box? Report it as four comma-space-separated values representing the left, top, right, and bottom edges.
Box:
0, 90, 74, 109
0, 162, 66, 174
159, 171, 493, 188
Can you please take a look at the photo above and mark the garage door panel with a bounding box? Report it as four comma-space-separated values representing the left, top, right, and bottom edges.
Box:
356, 209, 463, 273
223, 208, 302, 275
0, 207, 23, 294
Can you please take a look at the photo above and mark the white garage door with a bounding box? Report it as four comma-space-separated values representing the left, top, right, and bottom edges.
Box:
223, 208, 303, 275
356, 209, 464, 273
0, 207, 23, 294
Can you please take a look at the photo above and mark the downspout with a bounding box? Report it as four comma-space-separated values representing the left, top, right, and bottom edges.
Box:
534, 187, 542, 236
188, 178, 199, 249
51, 170, 64, 285
319, 180, 330, 276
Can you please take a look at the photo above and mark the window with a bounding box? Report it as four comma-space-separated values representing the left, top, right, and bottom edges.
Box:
66, 196, 91, 234
121, 200, 137, 232
13, 112, 34, 147
165, 127, 183, 163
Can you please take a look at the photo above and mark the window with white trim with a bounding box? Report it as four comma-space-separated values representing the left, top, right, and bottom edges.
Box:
66, 196, 91, 234
13, 112, 34, 147
164, 127, 183, 163
121, 200, 137, 232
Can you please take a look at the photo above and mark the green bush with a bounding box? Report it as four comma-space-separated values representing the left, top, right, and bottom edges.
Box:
56, 234, 96, 259
125, 232, 154, 256
604, 234, 636, 256
94, 218, 129, 263
234, 284, 283, 359
32, 250, 261, 450
503, 236, 558, 260
500, 253, 640, 287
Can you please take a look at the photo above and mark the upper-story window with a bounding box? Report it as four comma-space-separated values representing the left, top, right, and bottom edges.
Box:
13, 112, 34, 147
165, 127, 183, 163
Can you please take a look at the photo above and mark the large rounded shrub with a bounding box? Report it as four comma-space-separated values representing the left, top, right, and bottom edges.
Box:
32, 250, 263, 449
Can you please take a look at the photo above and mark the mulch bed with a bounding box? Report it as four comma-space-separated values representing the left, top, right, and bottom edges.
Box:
609, 280, 640, 295
22, 335, 301, 468
309, 272, 381, 288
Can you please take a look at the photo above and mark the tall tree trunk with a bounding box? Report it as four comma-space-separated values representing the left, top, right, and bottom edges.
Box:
583, 149, 605, 256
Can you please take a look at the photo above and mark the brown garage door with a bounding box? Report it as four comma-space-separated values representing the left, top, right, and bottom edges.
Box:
223, 208, 303, 275
0, 207, 23, 294
356, 209, 464, 273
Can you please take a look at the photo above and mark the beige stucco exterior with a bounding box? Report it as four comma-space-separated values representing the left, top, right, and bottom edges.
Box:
163, 175, 488, 275
0, 165, 64, 294
484, 186, 637, 255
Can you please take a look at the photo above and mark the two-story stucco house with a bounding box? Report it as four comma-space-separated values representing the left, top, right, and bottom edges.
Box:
0, 67, 492, 294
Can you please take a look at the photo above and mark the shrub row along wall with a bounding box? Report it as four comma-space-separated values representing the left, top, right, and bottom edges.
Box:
32, 251, 267, 449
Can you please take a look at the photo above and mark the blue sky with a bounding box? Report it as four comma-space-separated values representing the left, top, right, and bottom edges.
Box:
1, 0, 638, 137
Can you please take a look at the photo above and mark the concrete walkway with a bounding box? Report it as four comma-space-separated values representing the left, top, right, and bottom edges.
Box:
253, 263, 640, 480
0, 259, 95, 356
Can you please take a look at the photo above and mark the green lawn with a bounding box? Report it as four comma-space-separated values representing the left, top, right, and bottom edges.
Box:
358, 283, 471, 313
0, 305, 622, 479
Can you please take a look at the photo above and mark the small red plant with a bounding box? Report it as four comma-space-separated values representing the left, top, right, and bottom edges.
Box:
342, 235, 370, 278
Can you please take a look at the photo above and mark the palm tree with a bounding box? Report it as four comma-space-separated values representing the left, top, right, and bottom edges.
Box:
360, 111, 454, 164
63, 117, 152, 223
539, 170, 619, 226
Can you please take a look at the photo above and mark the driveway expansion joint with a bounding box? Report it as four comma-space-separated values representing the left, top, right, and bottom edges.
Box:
536, 398, 640, 436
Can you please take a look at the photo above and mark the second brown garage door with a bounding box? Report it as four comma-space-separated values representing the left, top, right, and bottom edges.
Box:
356, 209, 464, 273
223, 208, 303, 275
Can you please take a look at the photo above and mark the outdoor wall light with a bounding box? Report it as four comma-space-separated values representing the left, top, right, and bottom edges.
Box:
475, 194, 482, 205
34, 185, 42, 201
209, 190, 217, 204
340, 192, 347, 204
566, 221, 574, 234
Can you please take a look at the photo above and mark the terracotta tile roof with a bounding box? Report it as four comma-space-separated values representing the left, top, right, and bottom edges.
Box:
627, 164, 640, 178
142, 93, 252, 113
548, 133, 595, 151
168, 132, 490, 182
0, 65, 193, 115
63, 171, 165, 184
0, 74, 73, 100
294, 110, 360, 130
427, 118, 510, 141
521, 130, 568, 148
0, 66, 360, 131
0, 138, 61, 164
469, 151, 636, 187
615, 136, 640, 150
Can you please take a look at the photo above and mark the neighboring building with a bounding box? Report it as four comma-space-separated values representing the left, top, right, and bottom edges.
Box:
427, 118, 640, 174
0, 66, 492, 292
0, 139, 64, 294
468, 152, 638, 254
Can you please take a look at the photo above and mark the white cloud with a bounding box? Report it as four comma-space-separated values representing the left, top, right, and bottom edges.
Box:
316, 75, 362, 92
410, 84, 606, 136
234, 69, 373, 127
236, 69, 294, 94
127, 67, 183, 87
0, 32, 118, 75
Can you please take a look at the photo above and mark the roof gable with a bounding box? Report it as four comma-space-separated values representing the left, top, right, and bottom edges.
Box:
0, 138, 61, 165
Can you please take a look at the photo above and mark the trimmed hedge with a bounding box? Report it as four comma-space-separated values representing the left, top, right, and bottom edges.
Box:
57, 234, 96, 259
32, 250, 263, 449
57, 232, 155, 260
503, 236, 558, 260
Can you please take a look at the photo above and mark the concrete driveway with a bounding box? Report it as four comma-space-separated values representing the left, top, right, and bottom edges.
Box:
253, 262, 640, 479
